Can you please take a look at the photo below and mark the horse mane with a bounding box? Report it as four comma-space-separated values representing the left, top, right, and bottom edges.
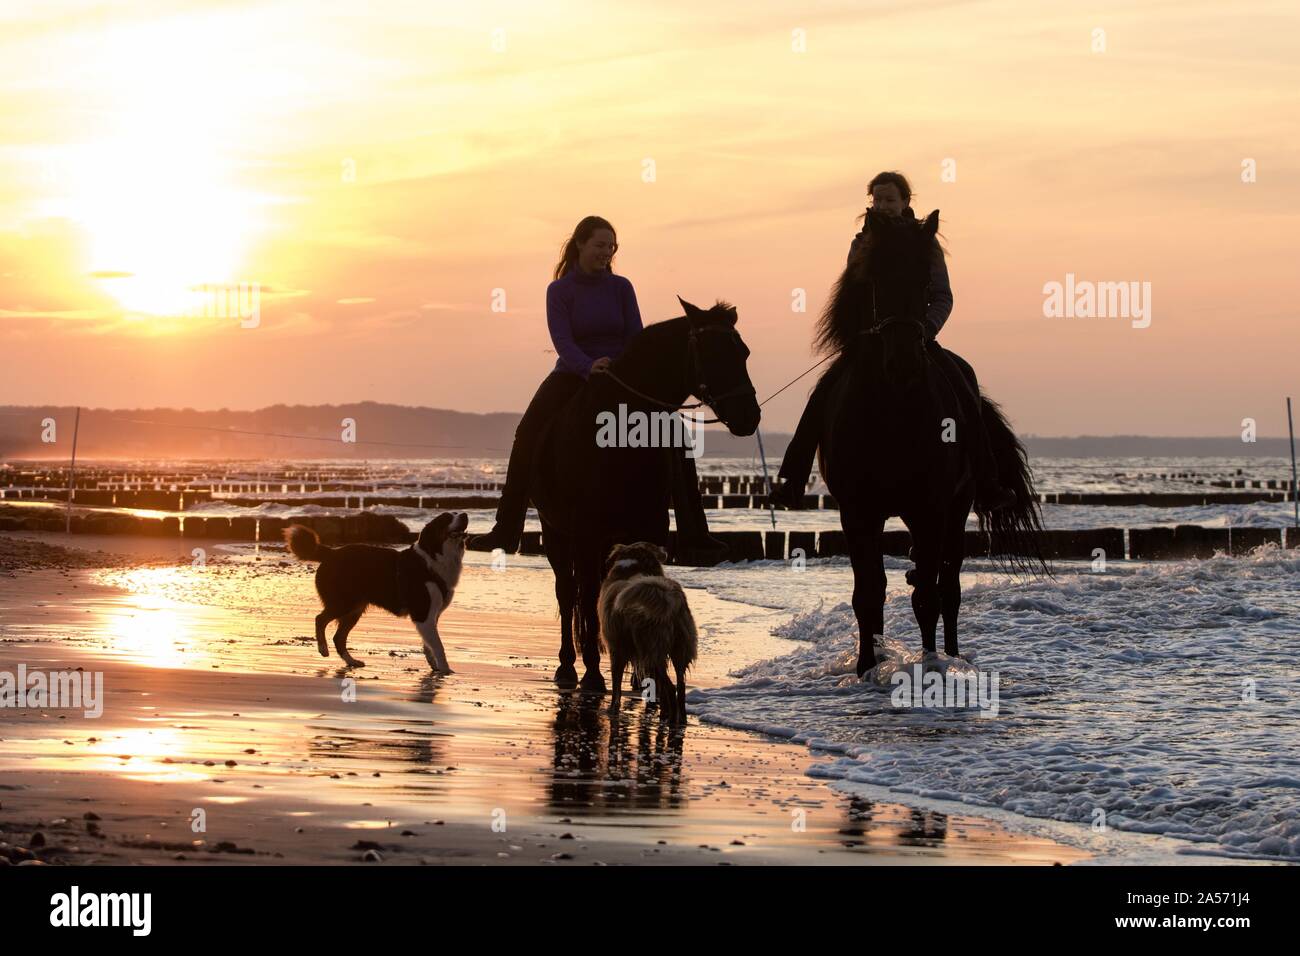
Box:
813, 259, 871, 357
632, 300, 737, 344
812, 225, 942, 357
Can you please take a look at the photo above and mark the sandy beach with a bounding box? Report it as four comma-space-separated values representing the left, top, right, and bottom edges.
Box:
0, 530, 1089, 866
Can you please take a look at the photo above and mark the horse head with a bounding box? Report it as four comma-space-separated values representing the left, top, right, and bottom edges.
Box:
858, 209, 939, 389
676, 296, 760, 436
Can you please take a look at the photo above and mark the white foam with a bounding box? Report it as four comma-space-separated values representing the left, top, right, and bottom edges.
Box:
688, 548, 1300, 862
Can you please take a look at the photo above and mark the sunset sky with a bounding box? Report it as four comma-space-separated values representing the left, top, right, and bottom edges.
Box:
2, 0, 1297, 437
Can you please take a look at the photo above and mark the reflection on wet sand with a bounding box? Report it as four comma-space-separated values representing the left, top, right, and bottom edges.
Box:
0, 542, 1091, 864
837, 797, 950, 849
548, 692, 686, 815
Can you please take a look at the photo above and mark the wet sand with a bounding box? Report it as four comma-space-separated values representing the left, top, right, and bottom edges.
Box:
0, 532, 1088, 865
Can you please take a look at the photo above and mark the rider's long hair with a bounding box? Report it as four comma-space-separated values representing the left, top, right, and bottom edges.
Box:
553, 216, 617, 280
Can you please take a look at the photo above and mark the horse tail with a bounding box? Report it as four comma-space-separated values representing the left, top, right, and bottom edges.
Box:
976, 395, 1051, 577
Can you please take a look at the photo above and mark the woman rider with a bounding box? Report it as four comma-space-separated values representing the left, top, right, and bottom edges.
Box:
470, 215, 724, 557
768, 171, 1015, 511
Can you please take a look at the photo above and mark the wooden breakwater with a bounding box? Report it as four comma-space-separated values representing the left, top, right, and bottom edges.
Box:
3, 511, 1296, 563
4, 463, 1296, 512
10, 486, 1296, 512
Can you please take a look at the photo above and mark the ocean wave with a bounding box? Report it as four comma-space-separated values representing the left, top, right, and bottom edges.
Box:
689, 548, 1300, 861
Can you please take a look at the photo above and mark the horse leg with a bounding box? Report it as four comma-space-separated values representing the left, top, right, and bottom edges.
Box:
939, 501, 970, 657
904, 513, 943, 655
845, 513, 886, 677
542, 520, 578, 687
577, 547, 607, 692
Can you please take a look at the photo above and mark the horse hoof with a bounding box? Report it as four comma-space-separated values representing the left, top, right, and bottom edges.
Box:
554, 665, 578, 688
580, 670, 607, 693
856, 658, 877, 679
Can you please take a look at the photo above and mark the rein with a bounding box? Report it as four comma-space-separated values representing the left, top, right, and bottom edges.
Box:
599, 291, 931, 426
755, 292, 931, 408
601, 324, 756, 426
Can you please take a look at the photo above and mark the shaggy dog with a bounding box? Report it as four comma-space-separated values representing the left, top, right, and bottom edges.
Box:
596, 542, 697, 724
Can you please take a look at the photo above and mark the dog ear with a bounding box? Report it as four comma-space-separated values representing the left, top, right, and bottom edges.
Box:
604, 543, 629, 574
422, 513, 451, 542
652, 544, 668, 563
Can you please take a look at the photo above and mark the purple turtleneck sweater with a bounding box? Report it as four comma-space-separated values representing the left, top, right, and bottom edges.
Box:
546, 269, 643, 378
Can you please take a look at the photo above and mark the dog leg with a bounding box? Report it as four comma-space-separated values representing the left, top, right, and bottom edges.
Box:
674, 663, 688, 726
314, 611, 333, 658
655, 667, 675, 725
333, 606, 366, 667
670, 650, 690, 726
415, 593, 452, 674
608, 650, 626, 715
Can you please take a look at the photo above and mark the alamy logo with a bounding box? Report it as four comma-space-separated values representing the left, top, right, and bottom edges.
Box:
595, 405, 703, 458
0, 665, 103, 718
1042, 273, 1151, 328
180, 282, 261, 328
50, 886, 151, 936
890, 664, 1000, 718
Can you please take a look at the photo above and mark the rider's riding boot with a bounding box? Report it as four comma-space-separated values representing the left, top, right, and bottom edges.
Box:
773, 357, 848, 510
468, 449, 529, 553
771, 395, 824, 510
468, 370, 585, 553
467, 523, 519, 553
672, 451, 729, 564
768, 478, 809, 510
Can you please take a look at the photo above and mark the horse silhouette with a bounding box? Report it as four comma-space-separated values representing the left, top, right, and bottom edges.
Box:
530, 297, 760, 691
814, 209, 1047, 676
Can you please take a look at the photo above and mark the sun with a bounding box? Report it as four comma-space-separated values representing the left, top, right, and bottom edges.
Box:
75, 138, 258, 319
61, 18, 267, 320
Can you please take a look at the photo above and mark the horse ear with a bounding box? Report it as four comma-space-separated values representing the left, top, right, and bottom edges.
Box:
676, 295, 699, 318
922, 210, 940, 238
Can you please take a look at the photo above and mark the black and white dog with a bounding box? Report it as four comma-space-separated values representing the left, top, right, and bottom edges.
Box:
284, 512, 468, 672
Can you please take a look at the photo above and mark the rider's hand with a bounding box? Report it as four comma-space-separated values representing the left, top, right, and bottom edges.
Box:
590, 357, 612, 374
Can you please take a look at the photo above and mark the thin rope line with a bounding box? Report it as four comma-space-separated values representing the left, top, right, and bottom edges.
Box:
95, 414, 509, 452
757, 354, 834, 408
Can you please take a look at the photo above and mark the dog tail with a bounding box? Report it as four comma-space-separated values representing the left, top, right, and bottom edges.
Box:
284, 524, 330, 562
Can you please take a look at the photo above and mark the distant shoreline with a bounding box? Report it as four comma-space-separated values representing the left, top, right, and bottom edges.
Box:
1, 403, 1296, 460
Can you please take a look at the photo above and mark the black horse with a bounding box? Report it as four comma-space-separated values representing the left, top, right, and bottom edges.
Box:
531, 297, 761, 691
814, 209, 1046, 676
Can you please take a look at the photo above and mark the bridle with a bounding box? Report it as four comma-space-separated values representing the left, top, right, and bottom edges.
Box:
601, 323, 756, 426
864, 284, 931, 338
